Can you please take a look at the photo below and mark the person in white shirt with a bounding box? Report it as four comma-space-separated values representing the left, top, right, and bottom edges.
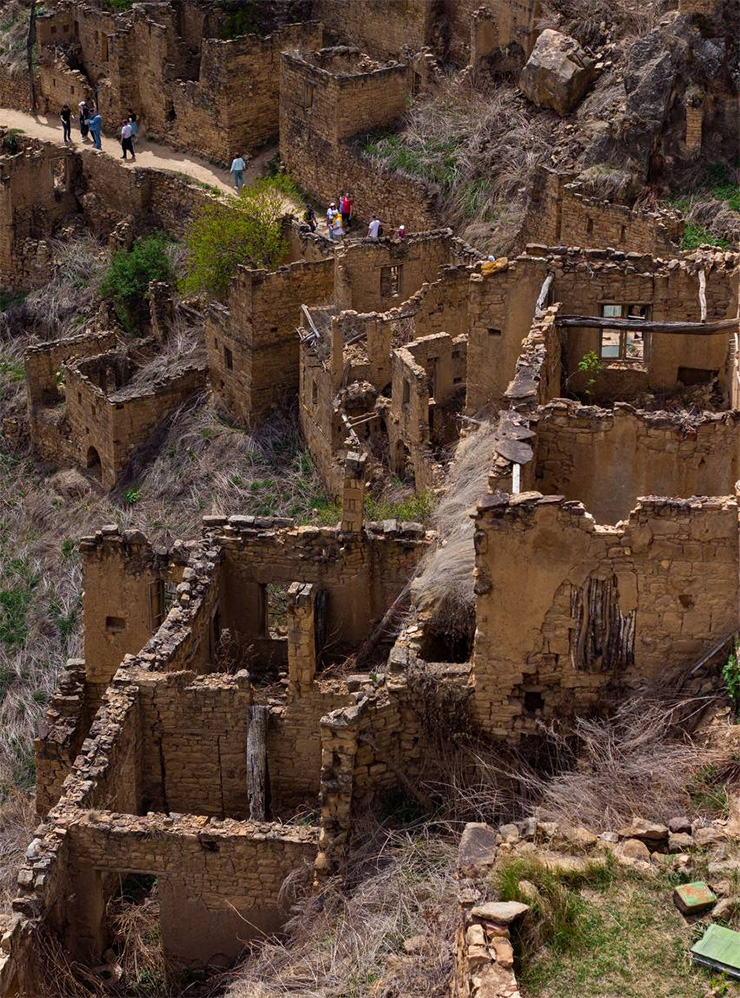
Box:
120, 120, 135, 161
368, 216, 382, 238
230, 155, 246, 190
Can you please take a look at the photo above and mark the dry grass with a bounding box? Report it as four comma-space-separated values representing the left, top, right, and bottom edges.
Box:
0, 3, 28, 79
363, 78, 554, 254
411, 420, 497, 639
538, 0, 663, 45
226, 829, 458, 998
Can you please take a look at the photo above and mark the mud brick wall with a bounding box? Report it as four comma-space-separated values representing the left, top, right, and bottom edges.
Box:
208, 256, 335, 425
533, 402, 740, 524
299, 339, 345, 495
449, 0, 540, 66
0, 66, 37, 110
316, 0, 433, 58
169, 23, 323, 161
466, 256, 547, 412
545, 249, 739, 399
472, 492, 740, 739
63, 812, 317, 965
408, 264, 474, 339
334, 231, 457, 313
280, 49, 437, 229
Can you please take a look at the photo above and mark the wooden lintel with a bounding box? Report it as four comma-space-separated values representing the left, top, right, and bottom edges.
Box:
556, 316, 738, 335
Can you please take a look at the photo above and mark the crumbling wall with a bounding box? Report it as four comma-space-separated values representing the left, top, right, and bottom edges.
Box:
208, 255, 335, 425
34, 660, 89, 817
466, 256, 547, 411
315, 0, 433, 58
472, 492, 739, 738
544, 248, 738, 400
62, 353, 208, 488
523, 170, 683, 255
25, 330, 117, 408
334, 231, 458, 313
533, 402, 740, 524
279, 48, 437, 228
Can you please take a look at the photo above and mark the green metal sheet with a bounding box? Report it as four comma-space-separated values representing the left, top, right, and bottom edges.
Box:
691, 923, 740, 979
673, 881, 717, 915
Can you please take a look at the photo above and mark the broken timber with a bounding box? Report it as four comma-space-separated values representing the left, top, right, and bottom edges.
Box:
556, 316, 738, 334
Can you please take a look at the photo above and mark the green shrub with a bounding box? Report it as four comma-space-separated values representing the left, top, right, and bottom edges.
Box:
724, 650, 740, 719
577, 351, 603, 400
365, 489, 434, 524
180, 179, 288, 299
100, 233, 172, 332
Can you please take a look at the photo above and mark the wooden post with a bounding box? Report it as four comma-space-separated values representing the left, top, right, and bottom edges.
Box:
246, 704, 268, 821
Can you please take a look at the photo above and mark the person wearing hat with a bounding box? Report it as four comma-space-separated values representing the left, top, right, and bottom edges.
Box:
397, 224, 406, 240
326, 202, 338, 230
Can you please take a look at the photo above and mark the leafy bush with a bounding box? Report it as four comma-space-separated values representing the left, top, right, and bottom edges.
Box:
724, 650, 740, 719
577, 351, 603, 399
180, 179, 288, 299
100, 233, 172, 333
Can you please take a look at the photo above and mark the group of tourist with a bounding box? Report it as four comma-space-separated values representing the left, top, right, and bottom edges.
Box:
302, 194, 406, 242
59, 103, 139, 159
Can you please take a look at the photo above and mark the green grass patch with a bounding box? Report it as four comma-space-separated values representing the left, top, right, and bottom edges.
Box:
686, 763, 730, 818
0, 358, 24, 382
365, 488, 434, 524
497, 858, 711, 997
364, 133, 461, 191
681, 222, 729, 251
0, 558, 40, 649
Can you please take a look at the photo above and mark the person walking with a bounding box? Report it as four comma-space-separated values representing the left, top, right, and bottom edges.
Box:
60, 104, 72, 143
78, 101, 89, 141
326, 202, 338, 229
305, 203, 317, 232
340, 192, 354, 230
88, 110, 103, 150
230, 154, 246, 191
368, 215, 382, 238
128, 111, 139, 151
332, 213, 345, 240
120, 119, 135, 160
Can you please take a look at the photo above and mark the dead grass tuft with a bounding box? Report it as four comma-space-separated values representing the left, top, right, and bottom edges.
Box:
226, 829, 458, 998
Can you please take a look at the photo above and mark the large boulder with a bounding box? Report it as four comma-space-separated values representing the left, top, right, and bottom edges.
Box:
519, 29, 598, 115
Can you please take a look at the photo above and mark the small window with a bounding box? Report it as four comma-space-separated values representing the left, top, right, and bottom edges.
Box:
586, 218, 594, 236
261, 583, 290, 639
304, 82, 315, 111
488, 327, 502, 337
381, 265, 402, 299
224, 346, 233, 370
213, 337, 218, 349
312, 380, 318, 407
402, 379, 410, 405
105, 616, 126, 634
620, 225, 627, 242
524, 690, 544, 713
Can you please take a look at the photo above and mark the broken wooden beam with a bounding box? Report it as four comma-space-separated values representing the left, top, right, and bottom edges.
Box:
556, 316, 738, 334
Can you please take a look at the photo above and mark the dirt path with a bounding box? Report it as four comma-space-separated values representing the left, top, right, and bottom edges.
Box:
0, 107, 284, 198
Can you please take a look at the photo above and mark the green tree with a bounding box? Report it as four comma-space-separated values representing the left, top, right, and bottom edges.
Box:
100, 233, 172, 333
180, 179, 288, 299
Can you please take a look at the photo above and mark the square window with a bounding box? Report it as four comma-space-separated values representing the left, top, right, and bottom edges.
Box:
224, 346, 233, 370
105, 616, 126, 634
598, 304, 650, 362
488, 327, 502, 337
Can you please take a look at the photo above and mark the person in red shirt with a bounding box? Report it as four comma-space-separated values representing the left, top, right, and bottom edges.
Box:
340, 193, 354, 230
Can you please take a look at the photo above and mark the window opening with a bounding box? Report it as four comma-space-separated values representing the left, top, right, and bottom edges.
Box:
380, 265, 402, 299
262, 583, 290, 639
105, 616, 126, 634
598, 304, 650, 362
149, 578, 177, 631
224, 345, 233, 370
304, 82, 315, 111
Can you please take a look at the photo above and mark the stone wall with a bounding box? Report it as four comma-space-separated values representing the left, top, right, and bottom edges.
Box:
533, 402, 740, 524
472, 492, 739, 738
279, 48, 438, 229
207, 254, 335, 425
25, 330, 117, 408
315, 0, 433, 58
523, 169, 684, 256
61, 353, 208, 488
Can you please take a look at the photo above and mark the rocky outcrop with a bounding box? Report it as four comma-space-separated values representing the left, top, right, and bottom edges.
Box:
519, 29, 598, 115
